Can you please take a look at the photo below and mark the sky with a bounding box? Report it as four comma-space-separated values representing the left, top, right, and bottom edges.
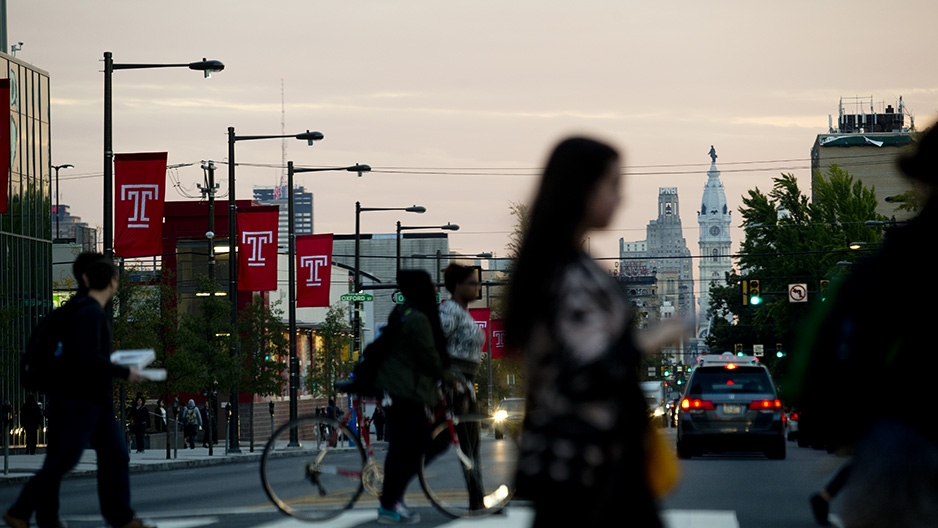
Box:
7, 1, 938, 287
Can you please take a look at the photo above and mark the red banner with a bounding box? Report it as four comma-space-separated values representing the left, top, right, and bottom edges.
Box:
0, 79, 10, 214
237, 206, 279, 291
114, 152, 167, 257
296, 233, 333, 307
469, 307, 491, 353
490, 318, 506, 359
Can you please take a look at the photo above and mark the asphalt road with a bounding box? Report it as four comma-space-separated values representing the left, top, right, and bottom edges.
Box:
0, 428, 847, 527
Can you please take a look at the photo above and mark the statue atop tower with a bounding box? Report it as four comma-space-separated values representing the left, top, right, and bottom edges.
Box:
708, 145, 718, 163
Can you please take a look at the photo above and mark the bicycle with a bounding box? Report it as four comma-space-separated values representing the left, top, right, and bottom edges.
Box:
260, 381, 518, 522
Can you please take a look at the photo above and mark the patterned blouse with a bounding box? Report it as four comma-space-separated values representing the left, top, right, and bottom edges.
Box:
439, 299, 485, 378
516, 253, 653, 512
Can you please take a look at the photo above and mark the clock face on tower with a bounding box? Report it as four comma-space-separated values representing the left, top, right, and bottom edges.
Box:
709, 226, 720, 236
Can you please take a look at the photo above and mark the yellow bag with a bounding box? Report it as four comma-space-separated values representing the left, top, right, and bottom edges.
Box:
646, 424, 681, 497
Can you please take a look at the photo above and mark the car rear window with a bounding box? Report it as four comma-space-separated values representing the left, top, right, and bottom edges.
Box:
687, 367, 773, 395
499, 400, 525, 412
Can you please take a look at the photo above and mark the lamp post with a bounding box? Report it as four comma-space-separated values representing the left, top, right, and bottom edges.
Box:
225, 128, 323, 452
396, 222, 460, 275
354, 203, 426, 357
286, 161, 371, 445
103, 52, 224, 261
52, 163, 74, 240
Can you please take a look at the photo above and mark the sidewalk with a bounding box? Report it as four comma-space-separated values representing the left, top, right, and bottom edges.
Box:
0, 438, 391, 486
0, 443, 266, 486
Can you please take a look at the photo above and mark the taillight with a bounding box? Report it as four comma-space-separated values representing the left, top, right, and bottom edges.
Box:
748, 399, 782, 411
681, 398, 716, 411
791, 412, 799, 421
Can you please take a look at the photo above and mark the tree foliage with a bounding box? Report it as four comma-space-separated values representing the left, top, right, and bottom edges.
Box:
164, 275, 238, 396
238, 294, 288, 397
306, 304, 352, 399
707, 166, 886, 383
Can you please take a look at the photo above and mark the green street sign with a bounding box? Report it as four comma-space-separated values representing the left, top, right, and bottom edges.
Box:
393, 292, 441, 304
340, 293, 374, 302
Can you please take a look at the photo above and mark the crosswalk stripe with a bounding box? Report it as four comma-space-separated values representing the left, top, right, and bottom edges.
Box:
662, 509, 739, 528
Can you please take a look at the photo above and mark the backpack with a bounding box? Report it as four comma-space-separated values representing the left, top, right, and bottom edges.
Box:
347, 312, 404, 397
21, 298, 83, 393
185, 409, 198, 425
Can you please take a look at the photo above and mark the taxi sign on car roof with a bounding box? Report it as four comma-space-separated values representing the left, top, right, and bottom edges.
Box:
697, 353, 760, 366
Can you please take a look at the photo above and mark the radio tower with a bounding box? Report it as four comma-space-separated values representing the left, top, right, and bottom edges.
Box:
280, 76, 287, 191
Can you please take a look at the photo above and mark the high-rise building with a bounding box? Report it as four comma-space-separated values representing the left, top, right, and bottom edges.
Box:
697, 151, 733, 342
811, 96, 916, 222
0, 52, 54, 402
620, 187, 697, 361
252, 185, 313, 248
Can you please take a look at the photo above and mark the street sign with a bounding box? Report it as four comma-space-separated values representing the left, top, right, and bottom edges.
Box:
788, 283, 808, 303
340, 293, 374, 302
393, 292, 442, 304
753, 344, 764, 357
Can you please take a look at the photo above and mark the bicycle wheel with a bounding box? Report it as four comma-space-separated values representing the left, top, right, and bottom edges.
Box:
261, 415, 367, 521
419, 415, 517, 518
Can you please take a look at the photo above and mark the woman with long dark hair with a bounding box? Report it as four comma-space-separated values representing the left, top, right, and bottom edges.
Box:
374, 269, 446, 524
506, 136, 687, 527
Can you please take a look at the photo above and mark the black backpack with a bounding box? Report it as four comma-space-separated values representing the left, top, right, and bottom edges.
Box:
346, 312, 405, 397
21, 298, 83, 393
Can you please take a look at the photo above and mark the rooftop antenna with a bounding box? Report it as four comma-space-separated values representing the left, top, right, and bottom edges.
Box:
280, 76, 287, 191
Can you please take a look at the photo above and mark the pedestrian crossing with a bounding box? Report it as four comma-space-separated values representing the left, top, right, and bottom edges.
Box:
61, 507, 846, 527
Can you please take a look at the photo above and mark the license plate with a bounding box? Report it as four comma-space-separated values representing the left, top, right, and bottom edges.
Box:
723, 404, 742, 415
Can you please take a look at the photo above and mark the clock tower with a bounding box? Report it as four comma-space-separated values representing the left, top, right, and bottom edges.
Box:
697, 147, 733, 342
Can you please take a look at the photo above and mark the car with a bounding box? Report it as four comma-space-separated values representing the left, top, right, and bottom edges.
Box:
676, 353, 786, 459
492, 397, 525, 440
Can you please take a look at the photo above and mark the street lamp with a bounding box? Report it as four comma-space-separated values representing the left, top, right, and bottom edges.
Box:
52, 163, 74, 240
225, 128, 323, 452
354, 203, 426, 357
103, 52, 224, 261
396, 222, 460, 275
286, 161, 371, 445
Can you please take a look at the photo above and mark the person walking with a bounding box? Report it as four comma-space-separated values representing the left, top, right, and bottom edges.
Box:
153, 399, 167, 433
792, 125, 938, 528
181, 400, 202, 450
19, 395, 43, 456
130, 396, 149, 453
438, 263, 486, 509
504, 137, 689, 528
374, 269, 445, 524
4, 252, 154, 528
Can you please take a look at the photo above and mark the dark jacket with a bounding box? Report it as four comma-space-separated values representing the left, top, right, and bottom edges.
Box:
52, 295, 129, 403
374, 305, 443, 406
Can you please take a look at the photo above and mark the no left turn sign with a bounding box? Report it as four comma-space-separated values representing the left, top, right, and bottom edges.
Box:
788, 283, 808, 303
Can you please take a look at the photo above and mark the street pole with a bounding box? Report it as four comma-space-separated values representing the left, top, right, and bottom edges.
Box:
287, 162, 300, 446
286, 162, 371, 445
52, 164, 73, 240
226, 129, 241, 453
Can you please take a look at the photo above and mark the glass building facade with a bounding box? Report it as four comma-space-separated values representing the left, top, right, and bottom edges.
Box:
0, 54, 53, 412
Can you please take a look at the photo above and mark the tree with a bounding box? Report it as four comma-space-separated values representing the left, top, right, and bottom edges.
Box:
238, 294, 288, 451
238, 295, 288, 398
707, 166, 885, 383
306, 304, 352, 400
164, 275, 238, 397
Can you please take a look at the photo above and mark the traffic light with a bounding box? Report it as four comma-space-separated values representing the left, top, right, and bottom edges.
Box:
661, 366, 672, 377
776, 343, 785, 358
748, 279, 762, 305
734, 343, 743, 355
819, 279, 830, 302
